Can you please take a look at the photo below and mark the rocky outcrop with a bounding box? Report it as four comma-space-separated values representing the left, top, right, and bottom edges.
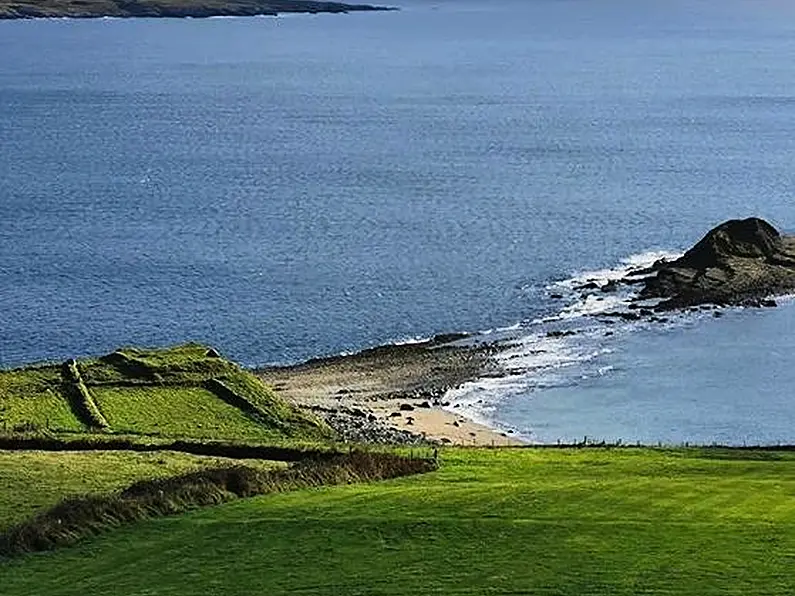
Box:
640, 218, 795, 309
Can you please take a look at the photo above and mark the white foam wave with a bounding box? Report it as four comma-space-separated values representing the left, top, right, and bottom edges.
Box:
444, 248, 686, 437
549, 250, 682, 291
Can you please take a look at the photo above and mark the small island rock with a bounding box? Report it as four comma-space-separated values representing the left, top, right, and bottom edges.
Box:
640, 218, 795, 309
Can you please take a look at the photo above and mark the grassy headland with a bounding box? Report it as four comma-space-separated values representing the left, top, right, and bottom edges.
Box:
0, 343, 332, 442
3, 344, 795, 594
3, 447, 795, 594
0, 0, 394, 20
0, 344, 436, 560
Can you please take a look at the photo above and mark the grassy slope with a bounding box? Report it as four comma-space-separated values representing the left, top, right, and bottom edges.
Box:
0, 343, 331, 441
0, 368, 83, 433
0, 449, 283, 530
4, 447, 795, 595
91, 386, 274, 439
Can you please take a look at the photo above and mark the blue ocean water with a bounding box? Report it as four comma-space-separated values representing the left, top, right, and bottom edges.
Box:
2, 0, 795, 443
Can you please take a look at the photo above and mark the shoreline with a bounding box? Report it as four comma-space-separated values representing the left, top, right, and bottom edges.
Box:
0, 0, 395, 21
256, 335, 524, 446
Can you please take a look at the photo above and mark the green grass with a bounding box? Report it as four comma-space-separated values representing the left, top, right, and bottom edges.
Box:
213, 374, 332, 439
79, 343, 235, 386
91, 386, 276, 440
3, 447, 795, 595
0, 344, 332, 441
0, 368, 83, 433
0, 449, 282, 531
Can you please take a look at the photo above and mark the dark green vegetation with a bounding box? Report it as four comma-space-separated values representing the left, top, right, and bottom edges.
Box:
4, 447, 795, 595
0, 345, 434, 564
0, 343, 332, 442
0, 449, 284, 530
0, 450, 434, 556
0, 0, 392, 19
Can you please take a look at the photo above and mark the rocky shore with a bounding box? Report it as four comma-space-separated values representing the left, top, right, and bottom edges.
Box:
0, 0, 394, 20
257, 335, 521, 446
638, 218, 795, 309
259, 218, 795, 446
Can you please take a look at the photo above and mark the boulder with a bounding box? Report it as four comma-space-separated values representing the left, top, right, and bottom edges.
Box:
640, 218, 795, 309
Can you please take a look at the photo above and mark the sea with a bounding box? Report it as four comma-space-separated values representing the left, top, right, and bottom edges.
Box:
2, 0, 795, 444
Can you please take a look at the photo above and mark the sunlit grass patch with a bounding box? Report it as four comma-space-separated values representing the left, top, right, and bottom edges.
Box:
0, 367, 83, 432
91, 385, 274, 439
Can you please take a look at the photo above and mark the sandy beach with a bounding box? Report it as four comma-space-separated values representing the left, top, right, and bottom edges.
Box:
256, 335, 523, 446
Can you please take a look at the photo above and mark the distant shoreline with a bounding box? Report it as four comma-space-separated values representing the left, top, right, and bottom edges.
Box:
0, 0, 396, 20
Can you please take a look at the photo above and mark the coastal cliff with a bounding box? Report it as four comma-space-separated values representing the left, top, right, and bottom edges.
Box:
0, 0, 394, 19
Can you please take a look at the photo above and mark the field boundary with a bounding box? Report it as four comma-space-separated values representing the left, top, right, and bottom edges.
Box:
203, 378, 284, 430
61, 360, 109, 430
0, 434, 339, 461
0, 450, 437, 557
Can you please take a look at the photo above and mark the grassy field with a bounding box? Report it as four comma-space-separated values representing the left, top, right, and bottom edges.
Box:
3, 447, 795, 595
0, 449, 283, 530
0, 367, 83, 433
0, 343, 331, 441
91, 386, 275, 439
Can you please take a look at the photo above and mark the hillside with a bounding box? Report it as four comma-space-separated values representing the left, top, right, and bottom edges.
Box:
3, 447, 795, 595
0, 343, 332, 442
0, 0, 393, 19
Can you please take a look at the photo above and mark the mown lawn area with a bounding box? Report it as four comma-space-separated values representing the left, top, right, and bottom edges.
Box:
91, 386, 275, 439
3, 447, 795, 595
0, 449, 284, 530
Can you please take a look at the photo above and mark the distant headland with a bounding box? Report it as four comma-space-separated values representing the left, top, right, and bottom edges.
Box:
0, 0, 396, 20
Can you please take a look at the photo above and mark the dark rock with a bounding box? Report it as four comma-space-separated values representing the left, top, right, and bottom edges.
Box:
205, 348, 221, 358
419, 401, 432, 408
713, 311, 724, 318
389, 412, 402, 418
430, 332, 470, 345
576, 282, 600, 291
601, 280, 620, 293
550, 293, 564, 299
546, 330, 577, 338
640, 218, 795, 309
601, 311, 641, 321
453, 421, 460, 427
399, 403, 415, 412
761, 299, 778, 308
